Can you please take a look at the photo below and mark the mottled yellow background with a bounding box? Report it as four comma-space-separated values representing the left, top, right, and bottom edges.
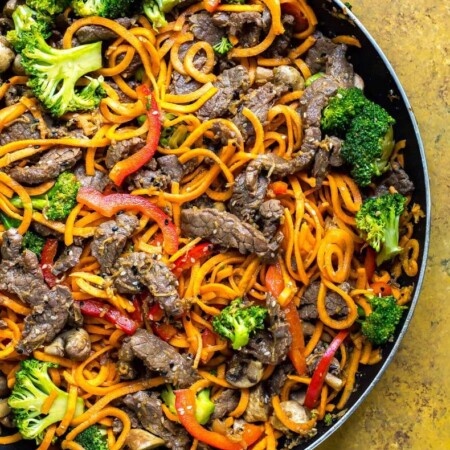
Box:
319, 1, 450, 449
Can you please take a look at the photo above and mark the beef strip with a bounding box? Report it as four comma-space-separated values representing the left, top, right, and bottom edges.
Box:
196, 65, 250, 121
157, 155, 184, 182
52, 245, 83, 276
181, 208, 280, 261
170, 71, 202, 96
242, 293, 291, 365
105, 136, 146, 169
189, 12, 225, 46
91, 214, 139, 273
375, 161, 415, 196
123, 391, 190, 449
74, 164, 109, 192
326, 44, 355, 88
211, 389, 240, 420
0, 113, 41, 146
263, 14, 295, 58
9, 146, 82, 185
112, 252, 186, 317
312, 136, 344, 185
244, 384, 270, 423
0, 229, 73, 354
117, 52, 142, 78
299, 281, 350, 320
265, 362, 294, 396
304, 32, 339, 74
75, 17, 133, 44
120, 329, 199, 387
259, 199, 284, 238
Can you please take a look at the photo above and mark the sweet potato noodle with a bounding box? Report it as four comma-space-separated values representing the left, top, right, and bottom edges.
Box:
0, 1, 424, 449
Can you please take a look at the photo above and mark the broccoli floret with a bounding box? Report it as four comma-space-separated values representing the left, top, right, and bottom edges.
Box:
10, 172, 80, 221
9, 6, 104, 117
212, 298, 268, 350
0, 212, 46, 257
161, 385, 214, 425
360, 295, 406, 345
72, 0, 136, 18
321, 87, 367, 136
26, 0, 71, 16
8, 359, 84, 443
341, 100, 396, 186
213, 37, 233, 55
74, 425, 108, 450
143, 0, 183, 28
355, 193, 406, 265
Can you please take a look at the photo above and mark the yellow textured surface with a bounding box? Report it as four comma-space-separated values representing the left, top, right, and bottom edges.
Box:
318, 1, 450, 449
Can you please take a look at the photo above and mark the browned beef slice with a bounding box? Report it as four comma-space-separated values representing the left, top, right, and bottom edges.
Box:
123, 391, 190, 449
112, 252, 185, 317
265, 362, 293, 396
105, 136, 146, 169
74, 164, 109, 192
375, 161, 415, 196
157, 155, 184, 182
196, 65, 250, 121
259, 199, 283, 238
305, 32, 339, 74
299, 281, 350, 320
242, 294, 291, 365
0, 113, 40, 146
9, 146, 82, 185
232, 82, 286, 140
181, 208, 279, 260
212, 11, 263, 47
326, 44, 354, 88
91, 214, 139, 273
122, 329, 199, 388
118, 53, 142, 78
170, 71, 202, 96
0, 230, 73, 354
75, 17, 133, 44
263, 14, 294, 58
211, 389, 240, 420
17, 286, 73, 355
52, 245, 83, 276
189, 12, 225, 46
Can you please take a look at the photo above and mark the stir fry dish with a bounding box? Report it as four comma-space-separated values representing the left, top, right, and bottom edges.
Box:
0, 0, 425, 449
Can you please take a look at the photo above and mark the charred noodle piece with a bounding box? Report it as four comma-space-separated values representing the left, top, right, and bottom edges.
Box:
120, 329, 199, 387
181, 208, 281, 261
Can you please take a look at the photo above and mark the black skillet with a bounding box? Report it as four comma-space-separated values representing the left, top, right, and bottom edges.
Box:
2, 0, 431, 448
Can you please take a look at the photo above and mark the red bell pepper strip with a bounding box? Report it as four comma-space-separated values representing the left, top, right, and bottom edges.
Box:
77, 188, 178, 255
173, 242, 214, 277
79, 299, 137, 335
241, 424, 264, 447
370, 281, 392, 296
175, 389, 244, 450
266, 264, 307, 375
109, 85, 161, 186
269, 181, 288, 196
364, 247, 376, 282
152, 323, 177, 342
130, 297, 144, 324
304, 329, 350, 409
147, 302, 164, 321
281, 3, 309, 32
204, 0, 220, 13
40, 239, 58, 288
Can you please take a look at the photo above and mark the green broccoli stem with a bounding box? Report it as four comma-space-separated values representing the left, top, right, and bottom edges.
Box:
0, 210, 21, 229
9, 195, 47, 211
232, 321, 251, 350
377, 208, 402, 265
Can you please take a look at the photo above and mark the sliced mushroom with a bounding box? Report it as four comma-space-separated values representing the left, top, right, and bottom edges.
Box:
271, 400, 310, 433
273, 65, 305, 91
255, 67, 274, 85
125, 429, 165, 450
225, 355, 264, 388
44, 328, 91, 361
243, 384, 270, 423
0, 36, 14, 73
325, 372, 344, 390
0, 399, 10, 418
0, 374, 8, 396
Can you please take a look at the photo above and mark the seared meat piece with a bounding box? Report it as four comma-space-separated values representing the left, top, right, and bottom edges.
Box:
232, 82, 287, 140
211, 389, 240, 420
327, 136, 344, 167
74, 164, 109, 192
312, 136, 344, 186
264, 14, 295, 58
375, 161, 415, 196
170, 71, 202, 96
9, 146, 82, 185
212, 11, 262, 48
112, 252, 185, 317
313, 148, 330, 185
197, 65, 250, 121
17, 286, 73, 355
123, 391, 190, 449
259, 199, 284, 238
4, 84, 33, 106
75, 17, 133, 44
157, 155, 184, 182
120, 329, 199, 387
52, 245, 83, 276
244, 384, 270, 423
304, 32, 339, 74
229, 172, 269, 224
326, 44, 355, 88
118, 53, 142, 78
242, 294, 291, 365
189, 12, 225, 46
266, 362, 294, 396
105, 136, 146, 169
0, 230, 73, 354
299, 281, 350, 320
181, 208, 280, 261
0, 113, 40, 146
91, 214, 139, 273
